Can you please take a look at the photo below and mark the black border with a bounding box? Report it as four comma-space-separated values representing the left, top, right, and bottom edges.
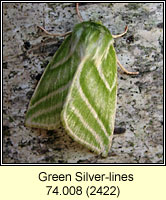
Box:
1, 1, 165, 166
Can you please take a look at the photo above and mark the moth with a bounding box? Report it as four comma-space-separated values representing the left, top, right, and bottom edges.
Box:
25, 3, 138, 157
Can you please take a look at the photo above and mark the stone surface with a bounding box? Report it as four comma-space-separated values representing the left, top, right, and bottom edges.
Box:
3, 3, 163, 163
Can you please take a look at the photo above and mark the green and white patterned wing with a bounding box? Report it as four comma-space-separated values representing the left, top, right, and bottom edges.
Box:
25, 33, 80, 129
25, 21, 117, 157
61, 22, 117, 157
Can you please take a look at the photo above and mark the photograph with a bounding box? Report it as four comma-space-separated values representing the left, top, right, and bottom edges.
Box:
2, 2, 164, 164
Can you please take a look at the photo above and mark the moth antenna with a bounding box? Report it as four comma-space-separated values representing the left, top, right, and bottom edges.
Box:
112, 26, 128, 39
76, 3, 83, 22
117, 58, 139, 75
37, 25, 72, 37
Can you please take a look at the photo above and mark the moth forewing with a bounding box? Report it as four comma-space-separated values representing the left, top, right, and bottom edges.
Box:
61, 22, 117, 157
25, 34, 76, 129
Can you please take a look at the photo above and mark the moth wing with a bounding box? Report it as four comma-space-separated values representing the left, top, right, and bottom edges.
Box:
25, 34, 79, 130
61, 43, 117, 157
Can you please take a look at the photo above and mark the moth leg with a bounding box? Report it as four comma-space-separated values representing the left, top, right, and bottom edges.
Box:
76, 3, 83, 22
37, 25, 72, 37
117, 58, 139, 75
112, 26, 128, 39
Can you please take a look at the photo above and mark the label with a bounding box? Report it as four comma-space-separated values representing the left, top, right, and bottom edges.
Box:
38, 171, 134, 198
0, 166, 165, 200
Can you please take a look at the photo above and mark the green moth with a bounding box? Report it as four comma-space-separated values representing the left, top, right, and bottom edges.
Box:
25, 4, 138, 157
